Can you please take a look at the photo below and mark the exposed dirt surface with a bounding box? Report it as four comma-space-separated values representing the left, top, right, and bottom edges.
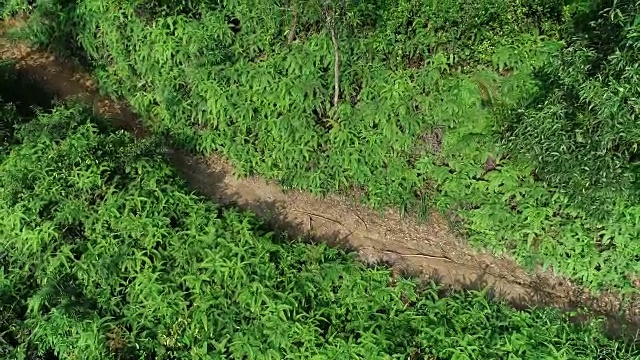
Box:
1, 21, 639, 336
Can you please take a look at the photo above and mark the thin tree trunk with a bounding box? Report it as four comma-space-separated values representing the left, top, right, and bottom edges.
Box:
288, 1, 298, 44
323, 0, 340, 109
330, 24, 340, 108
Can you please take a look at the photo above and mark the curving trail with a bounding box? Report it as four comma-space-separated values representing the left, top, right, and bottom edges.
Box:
1, 19, 638, 336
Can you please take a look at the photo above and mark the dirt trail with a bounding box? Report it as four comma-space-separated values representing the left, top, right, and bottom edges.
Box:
1, 24, 638, 335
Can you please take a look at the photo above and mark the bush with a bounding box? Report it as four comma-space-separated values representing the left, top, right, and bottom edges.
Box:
502, 0, 640, 217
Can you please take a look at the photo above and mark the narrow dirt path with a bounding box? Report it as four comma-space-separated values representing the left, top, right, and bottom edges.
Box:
1, 23, 638, 335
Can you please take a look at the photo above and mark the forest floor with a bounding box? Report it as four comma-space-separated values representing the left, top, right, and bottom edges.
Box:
1, 18, 638, 337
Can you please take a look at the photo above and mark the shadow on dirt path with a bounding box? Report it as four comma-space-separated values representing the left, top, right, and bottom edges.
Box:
1, 21, 638, 338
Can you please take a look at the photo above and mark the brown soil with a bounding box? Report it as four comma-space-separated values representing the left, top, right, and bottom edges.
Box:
1, 20, 639, 336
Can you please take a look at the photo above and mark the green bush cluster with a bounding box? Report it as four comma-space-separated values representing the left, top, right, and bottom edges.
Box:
2, 0, 639, 293
502, 0, 640, 216
1, 100, 638, 359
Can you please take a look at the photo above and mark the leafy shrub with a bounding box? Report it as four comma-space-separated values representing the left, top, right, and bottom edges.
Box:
1, 102, 638, 359
502, 0, 640, 217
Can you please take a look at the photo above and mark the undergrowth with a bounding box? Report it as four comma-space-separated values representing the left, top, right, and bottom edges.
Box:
0, 97, 638, 359
1, 0, 639, 295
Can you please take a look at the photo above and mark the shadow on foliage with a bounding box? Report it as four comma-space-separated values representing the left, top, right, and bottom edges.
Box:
19, 0, 94, 70
500, 0, 640, 217
569, 0, 629, 75
389, 255, 640, 343
0, 59, 55, 149
134, 0, 209, 21
0, 59, 54, 115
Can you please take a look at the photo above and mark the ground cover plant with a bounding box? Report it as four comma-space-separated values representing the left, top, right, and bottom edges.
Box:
0, 85, 639, 359
2, 0, 639, 296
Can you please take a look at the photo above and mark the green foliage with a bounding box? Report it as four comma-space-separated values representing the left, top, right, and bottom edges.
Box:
0, 0, 29, 17
3, 0, 640, 294
1, 102, 638, 359
502, 0, 640, 216
0, 102, 17, 152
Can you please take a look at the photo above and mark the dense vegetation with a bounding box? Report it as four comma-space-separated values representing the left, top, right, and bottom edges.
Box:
2, 0, 637, 294
0, 80, 638, 358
